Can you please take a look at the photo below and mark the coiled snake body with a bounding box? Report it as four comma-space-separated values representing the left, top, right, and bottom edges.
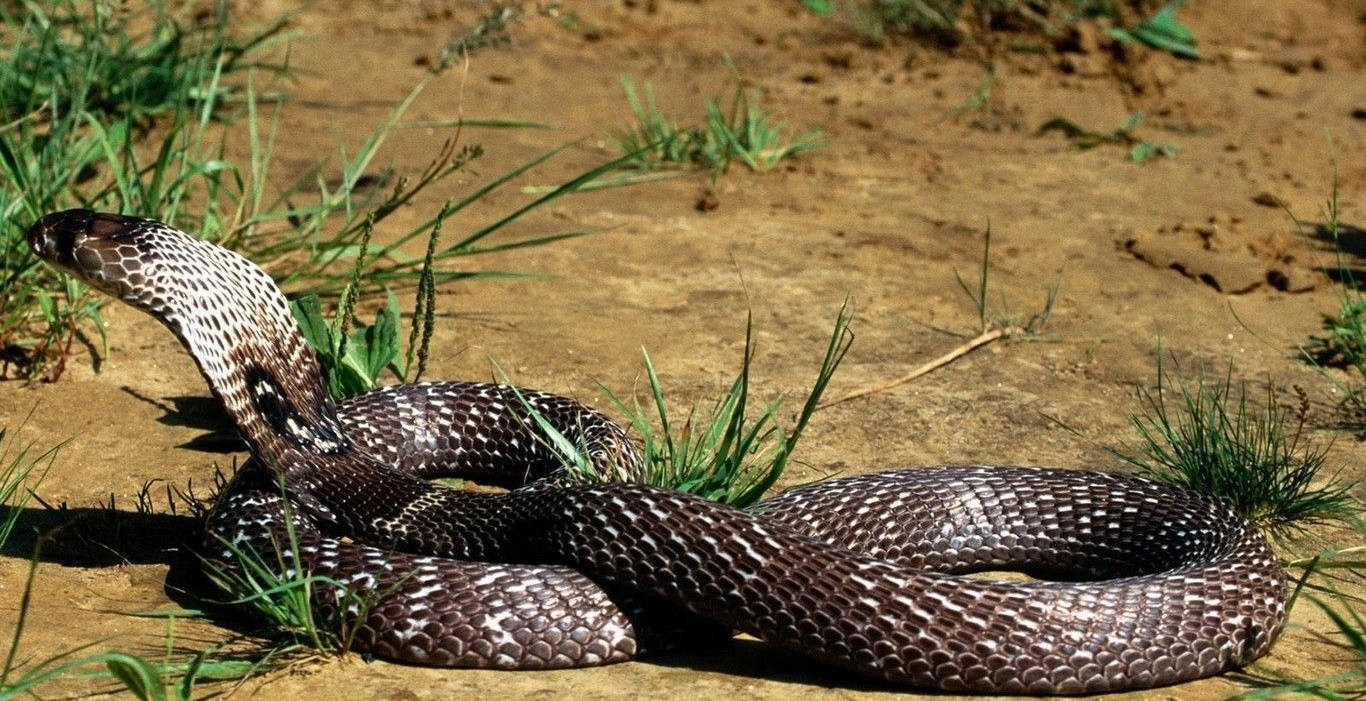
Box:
29, 210, 1286, 694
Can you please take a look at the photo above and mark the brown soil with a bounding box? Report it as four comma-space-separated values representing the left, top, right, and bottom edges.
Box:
3, 1, 1364, 698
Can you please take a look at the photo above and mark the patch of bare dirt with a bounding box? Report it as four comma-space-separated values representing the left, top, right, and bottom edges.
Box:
2, 1, 1363, 698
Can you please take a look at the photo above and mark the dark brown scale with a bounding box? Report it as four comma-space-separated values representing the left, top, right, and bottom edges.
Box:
28, 210, 1288, 694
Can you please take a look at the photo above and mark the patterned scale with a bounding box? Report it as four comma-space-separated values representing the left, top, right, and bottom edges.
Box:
28, 210, 1287, 694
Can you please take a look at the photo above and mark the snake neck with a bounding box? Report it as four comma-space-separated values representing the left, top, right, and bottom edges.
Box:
142, 234, 351, 468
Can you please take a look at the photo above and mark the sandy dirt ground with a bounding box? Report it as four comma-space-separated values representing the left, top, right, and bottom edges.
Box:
2, 1, 1364, 698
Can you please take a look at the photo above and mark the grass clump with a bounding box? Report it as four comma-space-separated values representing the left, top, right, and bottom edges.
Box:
613, 73, 825, 178
0, 1, 289, 124
1116, 358, 1359, 539
1, 0, 619, 381
520, 305, 852, 507
615, 305, 852, 507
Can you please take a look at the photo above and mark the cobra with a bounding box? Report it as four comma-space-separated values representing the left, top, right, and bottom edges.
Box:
28, 209, 1286, 694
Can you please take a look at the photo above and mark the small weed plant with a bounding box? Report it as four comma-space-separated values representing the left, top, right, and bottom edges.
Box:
613, 73, 824, 179
426, 4, 521, 72
1106, 1, 1200, 59
289, 212, 442, 399
1306, 298, 1366, 374
826, 223, 1059, 407
1037, 111, 1179, 163
1297, 157, 1366, 427
952, 223, 1060, 337
1116, 358, 1359, 540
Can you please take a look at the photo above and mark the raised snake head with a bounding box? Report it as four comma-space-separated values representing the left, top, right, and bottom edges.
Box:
28, 209, 349, 466
28, 209, 161, 305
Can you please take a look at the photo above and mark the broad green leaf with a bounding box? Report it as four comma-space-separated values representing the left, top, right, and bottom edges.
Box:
358, 301, 400, 382
1130, 142, 1157, 163
288, 294, 335, 354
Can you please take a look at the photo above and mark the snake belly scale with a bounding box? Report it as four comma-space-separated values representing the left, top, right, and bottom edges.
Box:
28, 209, 1286, 694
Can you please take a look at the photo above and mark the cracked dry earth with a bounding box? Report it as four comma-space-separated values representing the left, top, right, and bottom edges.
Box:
1, 1, 1363, 699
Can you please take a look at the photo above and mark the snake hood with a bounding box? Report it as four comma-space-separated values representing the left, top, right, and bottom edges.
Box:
28, 209, 349, 465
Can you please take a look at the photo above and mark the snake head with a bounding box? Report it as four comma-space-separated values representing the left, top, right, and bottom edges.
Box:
28, 209, 155, 302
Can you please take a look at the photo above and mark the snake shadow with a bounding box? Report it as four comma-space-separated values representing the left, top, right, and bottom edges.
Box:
1, 503, 197, 567
120, 387, 246, 452
0, 501, 210, 609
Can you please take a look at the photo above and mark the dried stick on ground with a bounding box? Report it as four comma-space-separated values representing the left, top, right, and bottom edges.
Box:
821, 326, 1015, 408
